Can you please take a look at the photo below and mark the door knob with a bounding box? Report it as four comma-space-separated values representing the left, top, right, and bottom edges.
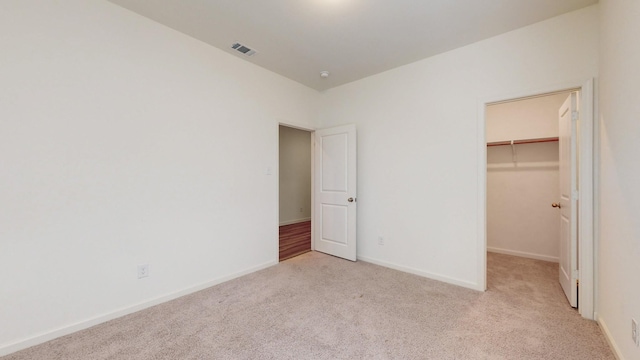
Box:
552, 203, 561, 208
348, 197, 355, 203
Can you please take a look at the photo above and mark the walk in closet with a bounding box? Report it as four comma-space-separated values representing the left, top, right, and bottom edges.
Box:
486, 92, 572, 263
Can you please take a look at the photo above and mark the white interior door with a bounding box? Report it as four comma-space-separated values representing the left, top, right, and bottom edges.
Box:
314, 124, 357, 261
558, 92, 579, 307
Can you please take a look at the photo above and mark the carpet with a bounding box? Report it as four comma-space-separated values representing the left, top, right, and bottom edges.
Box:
2, 252, 614, 359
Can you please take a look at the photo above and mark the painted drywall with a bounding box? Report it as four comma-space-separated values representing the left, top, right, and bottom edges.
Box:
317, 6, 598, 289
486, 93, 570, 262
597, 0, 640, 358
486, 93, 571, 143
0, 0, 318, 354
487, 142, 560, 262
279, 126, 312, 225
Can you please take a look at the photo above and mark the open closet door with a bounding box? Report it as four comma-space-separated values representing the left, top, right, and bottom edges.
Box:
314, 124, 357, 261
558, 92, 579, 307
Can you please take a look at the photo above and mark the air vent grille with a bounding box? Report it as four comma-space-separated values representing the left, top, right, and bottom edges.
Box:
231, 42, 257, 57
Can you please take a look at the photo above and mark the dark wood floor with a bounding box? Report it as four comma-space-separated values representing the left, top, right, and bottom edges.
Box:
279, 221, 311, 261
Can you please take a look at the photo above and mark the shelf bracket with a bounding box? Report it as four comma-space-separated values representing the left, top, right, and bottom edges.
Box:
510, 140, 517, 163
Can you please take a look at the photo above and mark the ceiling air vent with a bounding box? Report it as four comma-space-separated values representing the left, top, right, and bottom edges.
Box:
231, 42, 257, 57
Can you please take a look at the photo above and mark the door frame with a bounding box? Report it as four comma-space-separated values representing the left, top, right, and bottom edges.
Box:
476, 79, 596, 320
277, 122, 316, 260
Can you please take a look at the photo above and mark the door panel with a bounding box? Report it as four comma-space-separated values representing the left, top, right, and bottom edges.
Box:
321, 205, 348, 244
314, 125, 357, 261
558, 92, 578, 307
321, 133, 348, 192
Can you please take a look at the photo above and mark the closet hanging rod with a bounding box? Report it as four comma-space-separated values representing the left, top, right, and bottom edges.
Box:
486, 137, 559, 147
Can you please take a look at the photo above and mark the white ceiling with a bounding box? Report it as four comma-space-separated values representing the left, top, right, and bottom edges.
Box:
108, 0, 597, 91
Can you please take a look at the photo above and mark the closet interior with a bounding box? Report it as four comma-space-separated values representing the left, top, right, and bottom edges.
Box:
486, 91, 572, 264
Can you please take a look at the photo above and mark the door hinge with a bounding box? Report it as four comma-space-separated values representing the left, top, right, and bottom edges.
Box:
573, 269, 579, 280
571, 111, 579, 121
572, 190, 579, 200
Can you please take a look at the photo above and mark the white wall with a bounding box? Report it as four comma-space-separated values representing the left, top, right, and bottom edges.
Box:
486, 93, 571, 142
486, 93, 569, 262
0, 0, 318, 354
279, 126, 312, 225
317, 6, 598, 289
487, 143, 560, 262
597, 0, 640, 359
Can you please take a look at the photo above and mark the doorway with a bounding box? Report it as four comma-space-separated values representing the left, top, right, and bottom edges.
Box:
478, 79, 595, 319
277, 123, 358, 262
486, 91, 572, 264
278, 125, 313, 261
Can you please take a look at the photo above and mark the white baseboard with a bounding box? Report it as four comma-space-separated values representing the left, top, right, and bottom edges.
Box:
279, 217, 311, 226
597, 315, 624, 360
487, 247, 559, 263
357, 255, 482, 291
0, 259, 278, 357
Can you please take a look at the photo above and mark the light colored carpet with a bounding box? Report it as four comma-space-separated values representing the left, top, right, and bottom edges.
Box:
3, 252, 614, 359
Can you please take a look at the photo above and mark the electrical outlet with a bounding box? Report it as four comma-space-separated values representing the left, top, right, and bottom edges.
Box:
137, 264, 149, 279
299, 207, 303, 213
378, 236, 384, 245
633, 318, 639, 346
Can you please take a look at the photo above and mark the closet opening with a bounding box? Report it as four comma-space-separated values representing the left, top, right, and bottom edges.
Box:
480, 80, 596, 320
278, 125, 313, 261
486, 91, 572, 264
